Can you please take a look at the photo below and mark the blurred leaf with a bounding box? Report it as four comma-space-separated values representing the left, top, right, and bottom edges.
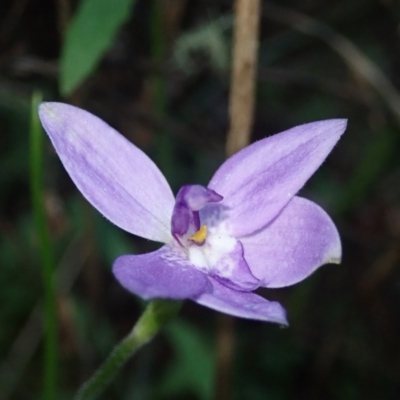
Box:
73, 297, 116, 358
159, 319, 215, 400
337, 127, 397, 213
60, 0, 137, 96
30, 92, 59, 399
173, 15, 232, 75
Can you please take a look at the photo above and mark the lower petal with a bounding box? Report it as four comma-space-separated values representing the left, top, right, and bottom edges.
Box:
113, 246, 211, 300
241, 196, 341, 288
193, 279, 288, 325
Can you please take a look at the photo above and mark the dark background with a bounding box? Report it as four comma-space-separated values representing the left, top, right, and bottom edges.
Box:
1, 0, 400, 399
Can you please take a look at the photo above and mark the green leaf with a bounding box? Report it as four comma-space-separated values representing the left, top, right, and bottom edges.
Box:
60, 0, 137, 96
160, 320, 215, 400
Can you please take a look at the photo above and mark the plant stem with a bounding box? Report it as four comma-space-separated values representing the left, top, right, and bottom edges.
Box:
74, 300, 182, 400
30, 92, 58, 400
226, 0, 261, 157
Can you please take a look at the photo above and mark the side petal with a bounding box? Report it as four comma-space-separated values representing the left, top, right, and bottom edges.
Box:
113, 246, 211, 300
241, 196, 341, 288
193, 279, 288, 324
208, 119, 346, 237
39, 102, 175, 243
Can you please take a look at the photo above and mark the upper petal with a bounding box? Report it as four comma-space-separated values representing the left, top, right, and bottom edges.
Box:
113, 246, 211, 300
208, 119, 346, 237
193, 278, 288, 324
39, 103, 175, 242
241, 196, 341, 288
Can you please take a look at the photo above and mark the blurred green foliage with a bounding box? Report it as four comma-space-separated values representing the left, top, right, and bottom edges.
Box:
60, 0, 137, 96
30, 92, 58, 399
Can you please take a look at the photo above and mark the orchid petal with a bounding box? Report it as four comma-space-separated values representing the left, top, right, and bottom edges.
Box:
241, 196, 341, 288
113, 246, 211, 299
208, 119, 346, 237
39, 102, 175, 243
194, 279, 288, 324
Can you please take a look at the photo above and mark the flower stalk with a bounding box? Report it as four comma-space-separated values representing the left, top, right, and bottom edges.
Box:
74, 300, 182, 400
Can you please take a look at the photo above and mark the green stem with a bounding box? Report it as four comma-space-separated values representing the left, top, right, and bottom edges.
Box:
30, 92, 58, 400
74, 300, 182, 400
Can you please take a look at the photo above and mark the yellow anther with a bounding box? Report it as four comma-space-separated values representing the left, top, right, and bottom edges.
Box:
189, 225, 207, 244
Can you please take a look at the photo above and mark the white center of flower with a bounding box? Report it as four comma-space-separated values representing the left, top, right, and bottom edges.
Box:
187, 232, 237, 277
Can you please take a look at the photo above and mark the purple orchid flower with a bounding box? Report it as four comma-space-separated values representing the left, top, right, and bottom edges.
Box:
39, 102, 346, 325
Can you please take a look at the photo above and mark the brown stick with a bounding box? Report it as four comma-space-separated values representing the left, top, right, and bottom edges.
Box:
226, 0, 261, 157
215, 314, 235, 400
216, 1, 261, 400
